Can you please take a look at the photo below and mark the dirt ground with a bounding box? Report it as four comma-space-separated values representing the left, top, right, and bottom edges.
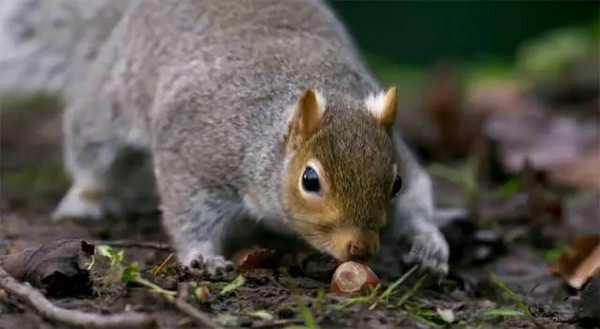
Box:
1, 82, 599, 329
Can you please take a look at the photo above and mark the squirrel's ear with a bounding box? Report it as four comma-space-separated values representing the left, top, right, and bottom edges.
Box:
365, 87, 397, 129
287, 89, 325, 146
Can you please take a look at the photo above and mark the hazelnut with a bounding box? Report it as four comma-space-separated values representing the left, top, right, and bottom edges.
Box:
330, 261, 379, 295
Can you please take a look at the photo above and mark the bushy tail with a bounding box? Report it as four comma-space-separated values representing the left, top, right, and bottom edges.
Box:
0, 0, 126, 100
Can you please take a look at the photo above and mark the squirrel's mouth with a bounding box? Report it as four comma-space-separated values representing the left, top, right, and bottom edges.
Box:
319, 229, 380, 264
289, 220, 380, 264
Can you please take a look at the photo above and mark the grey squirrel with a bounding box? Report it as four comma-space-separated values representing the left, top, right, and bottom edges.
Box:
52, 0, 449, 276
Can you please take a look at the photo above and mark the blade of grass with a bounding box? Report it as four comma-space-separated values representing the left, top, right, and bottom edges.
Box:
280, 268, 319, 329
152, 253, 174, 277
293, 294, 317, 329
369, 264, 418, 310
315, 289, 325, 312
485, 309, 525, 317
394, 275, 426, 308
491, 273, 546, 329
336, 294, 376, 309
379, 265, 419, 300
490, 273, 532, 317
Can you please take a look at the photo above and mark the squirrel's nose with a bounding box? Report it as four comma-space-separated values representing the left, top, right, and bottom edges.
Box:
347, 243, 371, 262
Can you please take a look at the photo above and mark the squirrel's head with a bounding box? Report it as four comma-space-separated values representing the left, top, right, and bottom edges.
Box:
282, 87, 402, 263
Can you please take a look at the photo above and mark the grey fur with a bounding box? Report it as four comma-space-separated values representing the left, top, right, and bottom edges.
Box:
53, 0, 448, 276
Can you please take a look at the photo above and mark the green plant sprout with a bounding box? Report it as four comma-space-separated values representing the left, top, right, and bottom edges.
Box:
97, 245, 176, 301
217, 275, 245, 297
491, 273, 549, 329
278, 268, 320, 329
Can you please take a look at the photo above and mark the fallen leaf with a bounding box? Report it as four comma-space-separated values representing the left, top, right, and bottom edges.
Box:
550, 235, 600, 289
436, 308, 456, 323
232, 246, 278, 271
231, 246, 337, 282
0, 239, 95, 297
484, 102, 600, 189
246, 310, 274, 320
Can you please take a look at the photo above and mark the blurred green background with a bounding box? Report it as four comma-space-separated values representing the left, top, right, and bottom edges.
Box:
329, 1, 598, 64
327, 0, 599, 87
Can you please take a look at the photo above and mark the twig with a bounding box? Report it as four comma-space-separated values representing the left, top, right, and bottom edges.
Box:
90, 240, 172, 251
131, 278, 222, 328
153, 253, 175, 277
0, 288, 26, 312
0, 266, 156, 328
177, 282, 190, 304
251, 318, 305, 328
1, 240, 173, 251
173, 282, 224, 329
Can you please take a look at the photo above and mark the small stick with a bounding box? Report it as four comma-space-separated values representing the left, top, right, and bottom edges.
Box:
176, 282, 190, 304
0, 266, 156, 328
251, 318, 305, 328
153, 253, 175, 277
1, 240, 173, 251
0, 288, 26, 312
173, 282, 224, 329
90, 240, 172, 251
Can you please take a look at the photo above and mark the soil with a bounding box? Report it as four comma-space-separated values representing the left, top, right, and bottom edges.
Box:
1, 91, 598, 329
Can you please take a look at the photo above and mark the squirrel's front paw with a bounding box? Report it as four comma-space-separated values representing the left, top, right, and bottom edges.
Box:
189, 254, 235, 276
402, 230, 449, 277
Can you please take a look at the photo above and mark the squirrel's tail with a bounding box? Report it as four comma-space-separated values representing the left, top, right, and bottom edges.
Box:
0, 0, 126, 99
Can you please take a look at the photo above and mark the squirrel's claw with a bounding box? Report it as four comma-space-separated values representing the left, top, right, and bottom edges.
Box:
401, 230, 449, 278
189, 254, 235, 276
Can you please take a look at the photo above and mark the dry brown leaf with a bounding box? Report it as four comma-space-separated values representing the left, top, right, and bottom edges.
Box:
485, 103, 599, 189
232, 246, 278, 271
0, 239, 95, 297
549, 148, 600, 189
550, 235, 600, 289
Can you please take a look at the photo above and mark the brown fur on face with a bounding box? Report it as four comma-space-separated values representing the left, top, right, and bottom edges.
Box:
284, 90, 398, 262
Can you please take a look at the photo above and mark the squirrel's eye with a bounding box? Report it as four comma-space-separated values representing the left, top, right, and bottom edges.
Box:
391, 175, 403, 197
301, 166, 321, 193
